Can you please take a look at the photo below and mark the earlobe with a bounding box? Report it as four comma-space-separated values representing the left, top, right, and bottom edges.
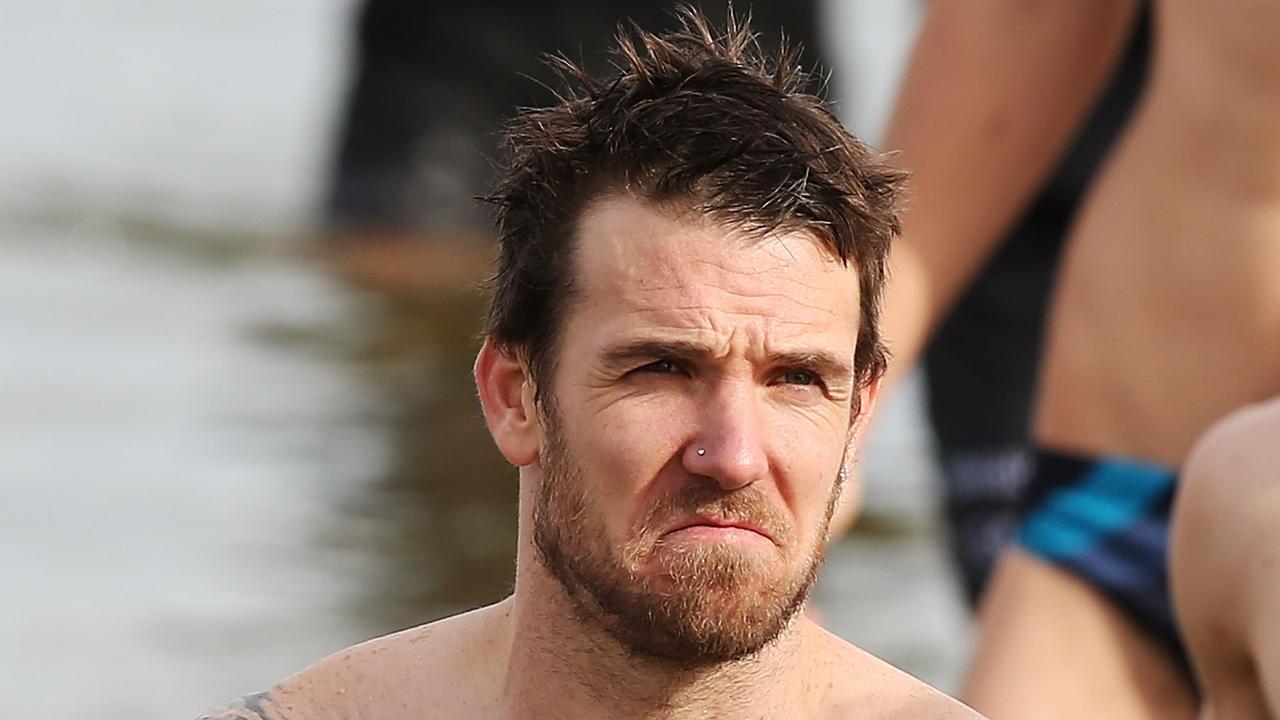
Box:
474, 337, 542, 467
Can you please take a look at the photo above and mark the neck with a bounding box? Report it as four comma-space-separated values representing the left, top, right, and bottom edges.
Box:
497, 558, 825, 719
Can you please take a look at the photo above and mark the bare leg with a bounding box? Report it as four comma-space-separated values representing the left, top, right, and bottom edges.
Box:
963, 549, 1197, 720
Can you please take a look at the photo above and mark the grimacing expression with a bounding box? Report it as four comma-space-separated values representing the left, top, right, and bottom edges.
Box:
530, 196, 868, 662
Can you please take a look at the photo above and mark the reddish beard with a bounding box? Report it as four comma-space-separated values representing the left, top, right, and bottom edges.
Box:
532, 407, 843, 663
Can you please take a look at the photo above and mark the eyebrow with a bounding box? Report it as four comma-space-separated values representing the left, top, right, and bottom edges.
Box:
600, 339, 711, 367
770, 350, 855, 386
599, 338, 854, 384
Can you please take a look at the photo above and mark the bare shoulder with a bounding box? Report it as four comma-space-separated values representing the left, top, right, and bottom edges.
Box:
1172, 398, 1280, 690
1176, 397, 1280, 561
194, 602, 509, 720
816, 628, 985, 719
195, 690, 285, 720
1184, 400, 1280, 720
1184, 396, 1280, 488
1177, 396, 1280, 568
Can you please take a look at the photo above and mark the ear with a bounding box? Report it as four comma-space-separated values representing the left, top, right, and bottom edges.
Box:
474, 337, 541, 467
848, 376, 881, 449
829, 378, 880, 541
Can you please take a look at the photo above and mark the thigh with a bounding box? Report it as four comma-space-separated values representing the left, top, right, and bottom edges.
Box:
962, 549, 1197, 720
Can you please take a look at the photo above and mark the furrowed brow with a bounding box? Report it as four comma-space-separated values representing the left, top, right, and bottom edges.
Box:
600, 338, 712, 368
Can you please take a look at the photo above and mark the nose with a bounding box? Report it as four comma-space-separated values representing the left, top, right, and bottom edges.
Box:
682, 380, 769, 490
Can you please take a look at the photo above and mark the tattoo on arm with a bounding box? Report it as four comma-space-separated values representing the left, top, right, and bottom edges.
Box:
196, 690, 280, 720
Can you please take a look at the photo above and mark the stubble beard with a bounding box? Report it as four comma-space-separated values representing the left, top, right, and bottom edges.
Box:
532, 406, 844, 664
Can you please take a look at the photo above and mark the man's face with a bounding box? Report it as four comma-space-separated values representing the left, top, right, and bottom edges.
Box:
531, 195, 867, 663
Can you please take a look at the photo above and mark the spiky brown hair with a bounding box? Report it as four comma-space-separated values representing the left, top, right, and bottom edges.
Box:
483, 5, 906, 403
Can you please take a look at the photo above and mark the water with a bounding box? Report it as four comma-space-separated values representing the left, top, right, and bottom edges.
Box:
0, 2, 968, 717
0, 227, 970, 718
0, 0, 351, 234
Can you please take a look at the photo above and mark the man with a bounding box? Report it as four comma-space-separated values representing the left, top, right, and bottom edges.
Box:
916, 3, 1150, 606
874, 0, 1280, 717
1172, 397, 1280, 719
198, 10, 982, 719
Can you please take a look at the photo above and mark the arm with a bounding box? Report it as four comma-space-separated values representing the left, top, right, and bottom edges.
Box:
1172, 399, 1280, 716
194, 653, 365, 720
1259, 559, 1280, 720
830, 1, 1140, 539
878, 0, 1141, 389
196, 690, 284, 720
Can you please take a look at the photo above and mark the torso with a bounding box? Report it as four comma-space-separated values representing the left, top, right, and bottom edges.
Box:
1035, 0, 1280, 465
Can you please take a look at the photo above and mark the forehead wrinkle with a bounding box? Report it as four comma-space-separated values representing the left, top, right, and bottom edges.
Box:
617, 304, 846, 337
574, 195, 862, 346
678, 251, 848, 294
623, 247, 855, 303
618, 269, 855, 315
578, 200, 855, 300
607, 306, 855, 363
615, 295, 854, 338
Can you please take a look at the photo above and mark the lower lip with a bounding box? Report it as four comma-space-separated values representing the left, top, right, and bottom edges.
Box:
663, 525, 771, 544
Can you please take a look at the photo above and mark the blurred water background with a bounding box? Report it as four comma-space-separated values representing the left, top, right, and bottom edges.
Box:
0, 2, 970, 717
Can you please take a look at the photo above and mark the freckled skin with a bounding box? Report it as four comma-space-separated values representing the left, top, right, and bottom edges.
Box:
554, 198, 864, 573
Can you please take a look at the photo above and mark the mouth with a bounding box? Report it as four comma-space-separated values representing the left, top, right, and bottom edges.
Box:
662, 515, 776, 544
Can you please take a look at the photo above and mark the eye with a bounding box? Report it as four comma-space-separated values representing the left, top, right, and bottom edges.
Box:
635, 358, 680, 375
779, 369, 821, 387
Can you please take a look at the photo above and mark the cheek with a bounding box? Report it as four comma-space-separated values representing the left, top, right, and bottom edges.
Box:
563, 399, 689, 523
590, 388, 692, 457
764, 417, 846, 516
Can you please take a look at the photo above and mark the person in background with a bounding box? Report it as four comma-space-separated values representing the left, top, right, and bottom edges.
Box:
322, 0, 821, 291
917, 4, 1150, 605
1172, 396, 1280, 720
872, 0, 1280, 717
